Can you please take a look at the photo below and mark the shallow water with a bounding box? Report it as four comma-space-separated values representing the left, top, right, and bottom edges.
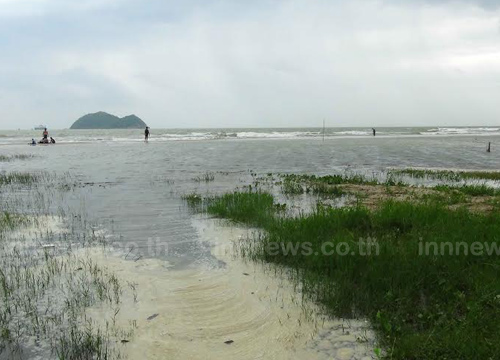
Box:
82, 218, 375, 360
1, 135, 499, 266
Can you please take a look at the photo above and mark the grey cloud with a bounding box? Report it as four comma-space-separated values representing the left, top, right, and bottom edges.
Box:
389, 0, 500, 10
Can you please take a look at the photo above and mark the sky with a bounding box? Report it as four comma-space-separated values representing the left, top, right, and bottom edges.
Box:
0, 0, 500, 129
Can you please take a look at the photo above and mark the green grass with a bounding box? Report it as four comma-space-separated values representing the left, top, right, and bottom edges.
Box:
281, 176, 345, 196
281, 173, 379, 186
0, 154, 34, 162
0, 172, 39, 186
280, 173, 406, 189
434, 184, 498, 196
0, 212, 27, 231
281, 172, 499, 199
390, 168, 500, 181
418, 191, 468, 206
181, 193, 203, 207
0, 172, 132, 359
189, 191, 500, 359
281, 177, 305, 195
192, 171, 215, 183
309, 182, 345, 196
207, 191, 274, 226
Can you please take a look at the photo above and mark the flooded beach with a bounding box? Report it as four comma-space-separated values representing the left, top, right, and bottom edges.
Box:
1, 131, 499, 359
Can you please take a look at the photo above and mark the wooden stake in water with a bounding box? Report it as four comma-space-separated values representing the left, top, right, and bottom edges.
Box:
322, 119, 325, 143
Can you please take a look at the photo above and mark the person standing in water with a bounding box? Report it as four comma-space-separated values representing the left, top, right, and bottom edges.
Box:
144, 126, 150, 142
372, 128, 376, 136
39, 128, 49, 143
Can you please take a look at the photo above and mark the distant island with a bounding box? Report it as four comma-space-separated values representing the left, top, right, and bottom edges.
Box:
70, 112, 147, 129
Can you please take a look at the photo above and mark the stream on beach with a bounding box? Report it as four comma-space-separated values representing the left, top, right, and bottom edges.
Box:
1, 133, 499, 359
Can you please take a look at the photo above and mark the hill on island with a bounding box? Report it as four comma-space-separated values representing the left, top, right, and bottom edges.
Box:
70, 112, 147, 129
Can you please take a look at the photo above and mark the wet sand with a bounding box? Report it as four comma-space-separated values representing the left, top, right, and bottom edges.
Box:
81, 218, 376, 360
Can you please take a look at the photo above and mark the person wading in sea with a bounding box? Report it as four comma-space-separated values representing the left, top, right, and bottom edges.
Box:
40, 128, 49, 143
145, 126, 150, 142
372, 128, 376, 136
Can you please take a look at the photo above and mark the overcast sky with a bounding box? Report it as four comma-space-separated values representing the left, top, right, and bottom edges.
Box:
1, 0, 500, 129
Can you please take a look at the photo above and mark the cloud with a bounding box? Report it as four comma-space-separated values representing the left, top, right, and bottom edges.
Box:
1, 0, 500, 128
399, 0, 500, 10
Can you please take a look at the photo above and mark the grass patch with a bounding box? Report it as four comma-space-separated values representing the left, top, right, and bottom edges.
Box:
280, 173, 406, 190
188, 191, 500, 359
281, 173, 379, 186
206, 191, 274, 226
434, 184, 498, 196
181, 193, 203, 208
0, 212, 28, 231
391, 168, 500, 181
309, 182, 345, 196
281, 177, 304, 195
0, 154, 34, 162
0, 172, 39, 186
192, 171, 215, 183
0, 172, 133, 359
281, 176, 346, 196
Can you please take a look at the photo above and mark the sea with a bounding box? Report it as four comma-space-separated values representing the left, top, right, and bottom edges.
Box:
2, 126, 500, 144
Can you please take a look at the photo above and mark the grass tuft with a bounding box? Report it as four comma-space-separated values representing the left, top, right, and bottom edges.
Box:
0, 154, 34, 162
0, 172, 39, 186
434, 184, 498, 196
192, 172, 215, 183
390, 168, 500, 181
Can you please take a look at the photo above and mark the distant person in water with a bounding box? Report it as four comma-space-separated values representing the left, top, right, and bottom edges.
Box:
50, 137, 56, 144
372, 128, 376, 136
31, 138, 36, 146
145, 126, 150, 142
43, 128, 48, 140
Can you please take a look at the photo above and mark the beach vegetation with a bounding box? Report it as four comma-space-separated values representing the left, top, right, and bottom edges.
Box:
0, 172, 39, 186
389, 168, 500, 181
192, 171, 215, 183
187, 187, 500, 359
0, 154, 34, 162
0, 171, 134, 359
434, 184, 498, 196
